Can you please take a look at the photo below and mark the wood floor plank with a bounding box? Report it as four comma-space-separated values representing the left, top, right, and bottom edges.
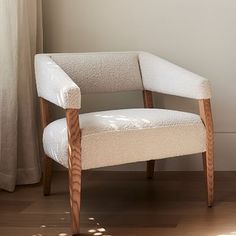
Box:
0, 200, 32, 212
1, 171, 236, 236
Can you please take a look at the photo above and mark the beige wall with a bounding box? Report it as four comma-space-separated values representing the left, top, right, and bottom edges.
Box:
43, 0, 236, 171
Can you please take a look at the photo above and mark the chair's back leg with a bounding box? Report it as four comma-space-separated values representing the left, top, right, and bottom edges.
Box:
39, 97, 53, 196
66, 109, 81, 235
143, 90, 155, 179
199, 99, 214, 207
43, 155, 53, 196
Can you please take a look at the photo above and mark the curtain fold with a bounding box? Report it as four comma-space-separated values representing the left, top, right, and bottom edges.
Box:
0, 0, 42, 192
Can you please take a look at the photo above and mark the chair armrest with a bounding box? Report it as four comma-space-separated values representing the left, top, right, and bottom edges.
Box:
35, 54, 81, 109
139, 52, 211, 100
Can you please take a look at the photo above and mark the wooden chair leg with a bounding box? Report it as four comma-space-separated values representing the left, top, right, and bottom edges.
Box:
146, 160, 155, 179
43, 155, 53, 196
143, 90, 156, 179
199, 99, 214, 207
202, 150, 214, 207
66, 109, 81, 235
40, 98, 53, 196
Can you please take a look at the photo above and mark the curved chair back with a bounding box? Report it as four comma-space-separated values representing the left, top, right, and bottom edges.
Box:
50, 52, 144, 94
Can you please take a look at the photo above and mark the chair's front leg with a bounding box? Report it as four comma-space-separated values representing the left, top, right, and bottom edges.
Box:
199, 99, 214, 207
66, 109, 81, 235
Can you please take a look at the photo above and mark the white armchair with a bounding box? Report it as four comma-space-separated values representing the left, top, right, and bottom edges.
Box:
35, 52, 214, 235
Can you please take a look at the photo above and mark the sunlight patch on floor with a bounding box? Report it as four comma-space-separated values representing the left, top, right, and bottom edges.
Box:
88, 217, 112, 236
218, 232, 236, 236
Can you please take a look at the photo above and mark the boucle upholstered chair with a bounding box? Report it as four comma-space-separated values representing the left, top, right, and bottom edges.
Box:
35, 52, 214, 235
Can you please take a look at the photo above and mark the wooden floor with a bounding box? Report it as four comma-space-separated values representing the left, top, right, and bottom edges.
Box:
1, 171, 236, 236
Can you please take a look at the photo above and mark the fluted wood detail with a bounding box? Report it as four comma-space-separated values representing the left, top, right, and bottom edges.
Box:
66, 109, 81, 235
143, 90, 155, 179
199, 99, 214, 207
39, 97, 53, 196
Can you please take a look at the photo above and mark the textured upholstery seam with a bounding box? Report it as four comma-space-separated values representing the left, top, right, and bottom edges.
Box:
81, 122, 205, 138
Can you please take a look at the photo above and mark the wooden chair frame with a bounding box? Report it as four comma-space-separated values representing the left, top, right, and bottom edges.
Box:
39, 90, 214, 235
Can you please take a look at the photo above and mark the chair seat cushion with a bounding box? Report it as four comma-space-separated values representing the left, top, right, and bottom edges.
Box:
43, 108, 206, 169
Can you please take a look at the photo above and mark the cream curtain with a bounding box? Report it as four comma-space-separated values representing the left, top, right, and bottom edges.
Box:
0, 0, 43, 192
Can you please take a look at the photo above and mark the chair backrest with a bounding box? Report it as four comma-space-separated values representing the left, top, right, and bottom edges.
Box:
50, 52, 144, 94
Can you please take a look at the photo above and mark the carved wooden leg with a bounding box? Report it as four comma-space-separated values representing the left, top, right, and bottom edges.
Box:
43, 155, 53, 196
66, 109, 81, 235
146, 160, 155, 179
199, 99, 214, 207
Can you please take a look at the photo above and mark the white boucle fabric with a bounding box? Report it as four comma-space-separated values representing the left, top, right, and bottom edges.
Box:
43, 109, 206, 170
139, 52, 211, 99
51, 52, 143, 94
35, 52, 212, 109
35, 54, 81, 109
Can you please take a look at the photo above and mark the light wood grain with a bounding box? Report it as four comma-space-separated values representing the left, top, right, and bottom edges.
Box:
143, 90, 154, 108
199, 99, 214, 207
66, 109, 81, 235
143, 90, 155, 179
39, 97, 53, 196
